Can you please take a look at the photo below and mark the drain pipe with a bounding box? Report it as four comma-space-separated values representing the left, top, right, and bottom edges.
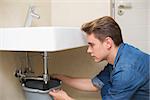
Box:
43, 51, 49, 84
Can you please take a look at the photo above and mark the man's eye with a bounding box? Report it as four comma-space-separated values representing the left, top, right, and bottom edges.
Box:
88, 43, 94, 47
90, 44, 94, 47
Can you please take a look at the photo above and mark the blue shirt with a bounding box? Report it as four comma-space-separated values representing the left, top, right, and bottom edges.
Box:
92, 43, 150, 100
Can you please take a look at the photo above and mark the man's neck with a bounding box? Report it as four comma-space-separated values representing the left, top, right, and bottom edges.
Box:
107, 46, 119, 65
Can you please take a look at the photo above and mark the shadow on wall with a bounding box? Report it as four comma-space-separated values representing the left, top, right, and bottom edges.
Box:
0, 46, 107, 100
30, 46, 106, 100
0, 51, 25, 100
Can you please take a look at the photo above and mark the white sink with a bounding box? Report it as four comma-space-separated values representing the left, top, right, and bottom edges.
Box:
0, 27, 87, 52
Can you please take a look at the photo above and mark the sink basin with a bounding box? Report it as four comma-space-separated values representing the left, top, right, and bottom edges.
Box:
0, 27, 87, 52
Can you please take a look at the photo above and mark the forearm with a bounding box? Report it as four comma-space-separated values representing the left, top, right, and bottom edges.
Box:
54, 74, 98, 92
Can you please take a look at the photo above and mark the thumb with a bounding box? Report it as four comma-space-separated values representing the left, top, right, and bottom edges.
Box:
49, 90, 56, 96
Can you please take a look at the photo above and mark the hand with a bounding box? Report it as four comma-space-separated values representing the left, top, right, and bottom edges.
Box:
49, 89, 74, 100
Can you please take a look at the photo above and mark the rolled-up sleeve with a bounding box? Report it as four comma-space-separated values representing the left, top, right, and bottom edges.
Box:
92, 76, 104, 89
91, 64, 113, 90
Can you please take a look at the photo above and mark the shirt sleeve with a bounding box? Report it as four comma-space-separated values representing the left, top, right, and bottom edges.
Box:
91, 64, 113, 89
103, 65, 144, 100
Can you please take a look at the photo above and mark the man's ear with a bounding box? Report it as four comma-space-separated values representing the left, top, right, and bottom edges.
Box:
103, 37, 113, 49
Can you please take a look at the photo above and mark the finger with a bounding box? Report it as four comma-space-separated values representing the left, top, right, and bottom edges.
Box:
49, 89, 59, 96
51, 89, 56, 92
49, 91, 55, 96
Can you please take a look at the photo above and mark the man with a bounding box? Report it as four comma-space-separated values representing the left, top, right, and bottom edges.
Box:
49, 16, 150, 100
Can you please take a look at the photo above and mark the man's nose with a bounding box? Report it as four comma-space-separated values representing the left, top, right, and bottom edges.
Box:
87, 46, 92, 53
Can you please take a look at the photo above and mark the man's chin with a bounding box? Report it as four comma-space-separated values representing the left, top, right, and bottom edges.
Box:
94, 59, 101, 63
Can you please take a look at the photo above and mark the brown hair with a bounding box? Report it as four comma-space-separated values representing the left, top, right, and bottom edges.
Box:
81, 16, 123, 46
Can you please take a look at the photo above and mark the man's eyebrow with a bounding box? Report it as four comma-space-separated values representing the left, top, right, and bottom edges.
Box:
88, 42, 94, 45
88, 42, 91, 45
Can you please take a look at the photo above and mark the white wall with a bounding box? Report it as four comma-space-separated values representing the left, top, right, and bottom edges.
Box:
50, 0, 110, 26
0, 0, 51, 27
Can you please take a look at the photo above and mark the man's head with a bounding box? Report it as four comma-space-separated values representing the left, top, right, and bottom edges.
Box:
81, 16, 123, 63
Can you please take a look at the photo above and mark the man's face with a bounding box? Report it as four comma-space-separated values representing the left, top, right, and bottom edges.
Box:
86, 34, 108, 62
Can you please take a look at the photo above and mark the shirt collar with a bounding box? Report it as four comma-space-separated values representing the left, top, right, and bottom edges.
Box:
113, 43, 125, 68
